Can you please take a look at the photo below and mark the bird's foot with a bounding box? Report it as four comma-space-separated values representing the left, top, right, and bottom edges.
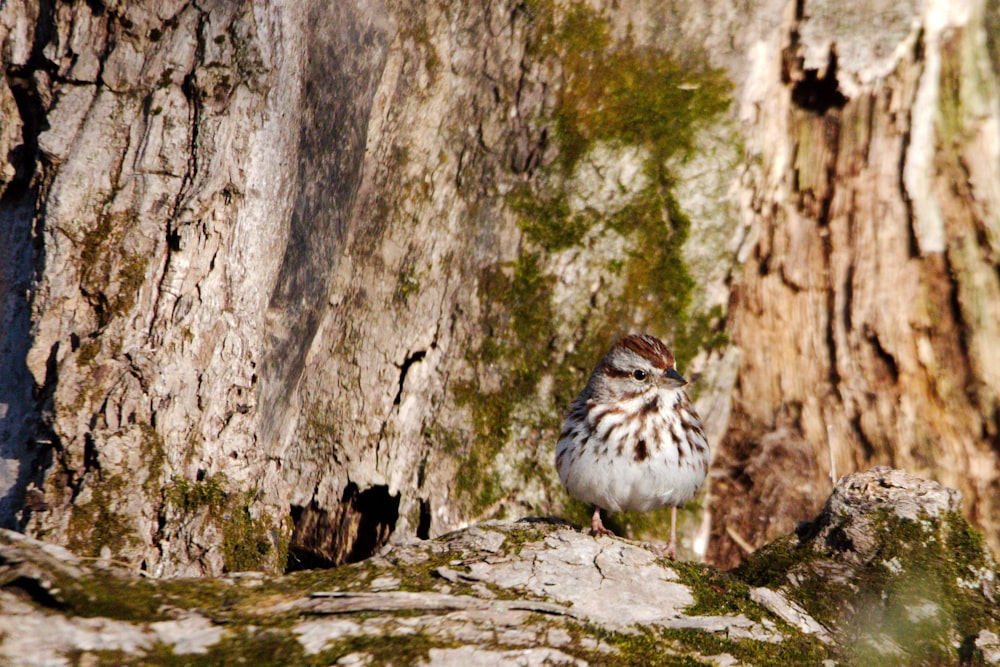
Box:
642, 540, 677, 560
589, 508, 616, 537
589, 524, 616, 538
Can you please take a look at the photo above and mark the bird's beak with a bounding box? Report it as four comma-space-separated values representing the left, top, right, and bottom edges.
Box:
664, 368, 687, 387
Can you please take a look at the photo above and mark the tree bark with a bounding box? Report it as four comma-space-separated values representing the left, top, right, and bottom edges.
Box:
3, 0, 998, 577
1, 0, 746, 575
713, 0, 1000, 566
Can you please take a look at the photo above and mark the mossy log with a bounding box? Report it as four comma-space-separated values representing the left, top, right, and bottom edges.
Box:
1, 468, 997, 666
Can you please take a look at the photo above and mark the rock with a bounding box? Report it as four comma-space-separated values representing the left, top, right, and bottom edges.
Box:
748, 587, 832, 644
421, 646, 588, 667
738, 467, 1000, 665
977, 630, 1000, 665
1, 468, 996, 665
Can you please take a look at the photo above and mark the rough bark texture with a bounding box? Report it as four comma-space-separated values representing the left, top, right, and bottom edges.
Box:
1, 469, 998, 665
2, 0, 303, 576
2, 0, 999, 578
713, 0, 1000, 567
1, 0, 745, 575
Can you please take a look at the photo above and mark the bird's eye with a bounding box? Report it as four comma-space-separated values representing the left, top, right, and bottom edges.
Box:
632, 369, 648, 381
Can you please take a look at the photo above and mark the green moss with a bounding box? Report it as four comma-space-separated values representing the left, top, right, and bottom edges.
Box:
223, 491, 276, 573
80, 212, 114, 271
165, 473, 228, 512
509, 186, 591, 252
55, 574, 165, 621
435, 1, 733, 527
566, 623, 713, 666
165, 474, 284, 573
76, 338, 101, 366
736, 530, 860, 634
451, 253, 558, 511
937, 33, 966, 150
396, 3, 442, 81
513, 0, 733, 368
673, 305, 729, 376
988, 0, 1000, 80
114, 251, 149, 316
523, 0, 731, 177
734, 533, 809, 589
394, 257, 423, 304
67, 649, 134, 666
312, 633, 457, 665
66, 474, 139, 559
128, 629, 307, 667
736, 508, 1000, 666
607, 188, 695, 362
79, 212, 150, 327
138, 423, 166, 500
657, 628, 830, 666
670, 560, 761, 619
306, 404, 343, 445
837, 511, 999, 666
269, 558, 372, 598
558, 619, 831, 667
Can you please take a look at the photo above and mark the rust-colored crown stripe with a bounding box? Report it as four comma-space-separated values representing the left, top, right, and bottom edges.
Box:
617, 334, 673, 369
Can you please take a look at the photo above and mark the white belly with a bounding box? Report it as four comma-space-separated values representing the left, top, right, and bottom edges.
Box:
555, 389, 709, 512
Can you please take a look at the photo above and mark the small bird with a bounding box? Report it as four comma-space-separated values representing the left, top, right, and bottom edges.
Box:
555, 333, 710, 558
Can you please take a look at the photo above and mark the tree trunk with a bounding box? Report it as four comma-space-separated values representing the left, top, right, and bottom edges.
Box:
713, 0, 1000, 566
1, 0, 746, 575
3, 0, 998, 577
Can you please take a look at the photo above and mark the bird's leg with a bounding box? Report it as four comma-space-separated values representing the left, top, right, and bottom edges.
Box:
665, 505, 678, 560
589, 507, 615, 537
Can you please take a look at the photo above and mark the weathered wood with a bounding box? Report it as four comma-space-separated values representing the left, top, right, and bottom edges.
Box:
2, 0, 999, 578
714, 0, 1000, 566
2, 470, 996, 665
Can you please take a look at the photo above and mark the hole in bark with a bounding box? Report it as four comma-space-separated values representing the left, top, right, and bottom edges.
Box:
83, 0, 104, 17
393, 350, 426, 405
851, 414, 877, 460
417, 499, 431, 540
959, 633, 979, 664
167, 229, 182, 252
790, 51, 847, 114
795, 519, 817, 542
286, 483, 400, 572
42, 342, 59, 392
417, 457, 427, 488
866, 330, 900, 384
825, 525, 854, 553
1, 76, 47, 203
82, 433, 99, 473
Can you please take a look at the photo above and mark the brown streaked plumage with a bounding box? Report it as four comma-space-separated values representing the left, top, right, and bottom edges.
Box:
555, 333, 710, 559
618, 334, 673, 369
